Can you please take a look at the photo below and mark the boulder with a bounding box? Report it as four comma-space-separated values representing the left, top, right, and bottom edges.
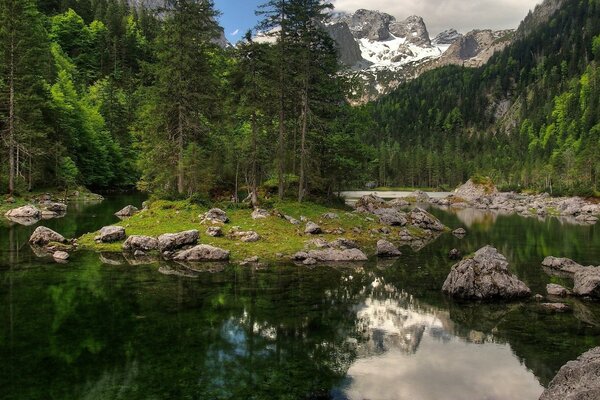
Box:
40, 202, 67, 213
373, 208, 407, 226
303, 257, 317, 266
407, 207, 446, 231
455, 178, 498, 201
388, 198, 409, 208
452, 228, 467, 236
542, 256, 585, 274
232, 230, 261, 243
206, 226, 223, 237
115, 205, 139, 217
293, 247, 368, 262
53, 251, 70, 261
5, 205, 41, 219
329, 238, 358, 250
123, 235, 159, 252
448, 248, 462, 260
251, 208, 270, 219
201, 208, 229, 224
377, 239, 401, 257
307, 238, 330, 248
573, 267, 600, 298
157, 230, 199, 252
29, 226, 66, 246
305, 222, 322, 235
409, 190, 430, 203
546, 283, 571, 297
322, 212, 339, 219
173, 245, 230, 262
540, 347, 600, 400
355, 194, 386, 213
95, 226, 126, 243
442, 246, 531, 300
284, 215, 301, 225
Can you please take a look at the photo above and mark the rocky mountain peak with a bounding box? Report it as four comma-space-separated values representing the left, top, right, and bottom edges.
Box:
390, 15, 432, 47
337, 9, 395, 41
433, 29, 463, 45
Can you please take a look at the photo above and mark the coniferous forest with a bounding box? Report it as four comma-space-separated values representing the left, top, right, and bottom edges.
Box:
2, 0, 600, 199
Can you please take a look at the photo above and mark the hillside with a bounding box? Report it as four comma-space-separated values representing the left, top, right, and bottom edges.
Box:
365, 0, 600, 195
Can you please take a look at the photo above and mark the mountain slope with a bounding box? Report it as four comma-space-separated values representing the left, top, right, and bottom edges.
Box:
364, 0, 600, 194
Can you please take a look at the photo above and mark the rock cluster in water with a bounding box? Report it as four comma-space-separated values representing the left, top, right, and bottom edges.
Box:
541, 256, 600, 299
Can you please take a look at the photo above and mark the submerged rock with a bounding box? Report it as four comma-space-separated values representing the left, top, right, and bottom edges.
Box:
157, 230, 199, 252
448, 248, 462, 260
452, 228, 467, 236
29, 226, 66, 246
115, 205, 139, 218
546, 283, 571, 297
377, 239, 401, 257
53, 251, 70, 261
173, 245, 230, 262
123, 235, 158, 252
442, 246, 531, 300
539, 303, 571, 313
95, 226, 126, 243
540, 347, 600, 400
294, 248, 368, 262
5, 205, 41, 219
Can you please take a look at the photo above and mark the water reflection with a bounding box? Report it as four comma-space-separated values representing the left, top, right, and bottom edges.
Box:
341, 282, 544, 400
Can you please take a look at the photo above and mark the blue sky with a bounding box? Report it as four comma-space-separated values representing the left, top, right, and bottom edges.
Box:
213, 0, 263, 43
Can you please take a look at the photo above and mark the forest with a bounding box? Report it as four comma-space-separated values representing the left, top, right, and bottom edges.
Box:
2, 0, 600, 200
368, 0, 600, 195
0, 0, 372, 202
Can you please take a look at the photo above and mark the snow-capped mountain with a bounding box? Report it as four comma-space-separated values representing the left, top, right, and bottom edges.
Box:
325, 9, 514, 103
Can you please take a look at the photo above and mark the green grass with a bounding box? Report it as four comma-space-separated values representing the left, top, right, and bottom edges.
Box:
78, 199, 425, 262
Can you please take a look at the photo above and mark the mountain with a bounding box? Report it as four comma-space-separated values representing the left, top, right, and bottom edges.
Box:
325, 9, 515, 102
363, 0, 600, 194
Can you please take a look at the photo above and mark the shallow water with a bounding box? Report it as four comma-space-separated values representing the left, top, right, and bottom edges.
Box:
1, 195, 600, 400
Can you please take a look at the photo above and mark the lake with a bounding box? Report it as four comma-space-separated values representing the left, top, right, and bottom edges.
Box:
1, 194, 599, 400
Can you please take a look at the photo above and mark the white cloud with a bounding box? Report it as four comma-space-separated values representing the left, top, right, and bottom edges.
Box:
331, 0, 543, 35
231, 29, 240, 36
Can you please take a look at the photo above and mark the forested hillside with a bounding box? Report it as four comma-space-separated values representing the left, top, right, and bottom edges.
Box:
369, 0, 600, 195
0, 0, 370, 200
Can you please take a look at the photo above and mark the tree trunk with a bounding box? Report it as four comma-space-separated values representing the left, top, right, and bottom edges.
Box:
298, 89, 308, 203
277, 8, 286, 200
177, 104, 184, 194
8, 28, 16, 195
250, 112, 259, 207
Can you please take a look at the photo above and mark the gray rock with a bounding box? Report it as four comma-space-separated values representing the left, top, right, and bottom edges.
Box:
329, 238, 358, 250
373, 208, 407, 226
540, 347, 600, 400
173, 245, 230, 262
540, 303, 571, 313
303, 257, 318, 266
5, 205, 41, 219
307, 238, 330, 248
355, 194, 386, 213
452, 228, 467, 236
305, 222, 322, 235
408, 190, 430, 203
206, 226, 223, 237
547, 283, 571, 297
123, 235, 158, 252
40, 202, 67, 213
573, 267, 600, 298
29, 226, 66, 246
377, 239, 401, 257
322, 212, 339, 219
448, 248, 462, 260
95, 226, 126, 243
454, 179, 498, 201
408, 207, 446, 231
388, 198, 409, 208
251, 208, 270, 219
442, 246, 531, 299
323, 21, 364, 66
542, 256, 586, 274
53, 251, 70, 261
284, 215, 301, 225
307, 248, 368, 262
115, 205, 139, 217
201, 208, 229, 224
232, 230, 261, 243
157, 230, 199, 252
